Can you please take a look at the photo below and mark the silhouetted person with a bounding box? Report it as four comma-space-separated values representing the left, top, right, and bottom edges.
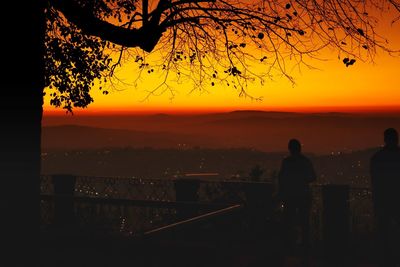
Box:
370, 128, 400, 267
278, 139, 316, 264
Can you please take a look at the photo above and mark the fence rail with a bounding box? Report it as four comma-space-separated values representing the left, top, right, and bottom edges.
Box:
40, 174, 375, 248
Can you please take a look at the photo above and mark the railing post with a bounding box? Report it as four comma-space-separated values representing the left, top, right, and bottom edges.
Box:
174, 177, 200, 220
52, 174, 77, 227
322, 184, 350, 263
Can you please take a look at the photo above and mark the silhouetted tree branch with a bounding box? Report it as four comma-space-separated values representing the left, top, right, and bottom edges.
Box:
49, 0, 164, 51
46, 0, 400, 111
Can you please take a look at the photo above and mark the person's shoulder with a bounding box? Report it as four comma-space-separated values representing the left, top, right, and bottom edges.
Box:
299, 154, 312, 162
371, 148, 385, 160
282, 155, 296, 165
370, 147, 400, 162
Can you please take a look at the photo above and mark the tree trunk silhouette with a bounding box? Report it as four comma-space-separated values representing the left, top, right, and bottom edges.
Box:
0, 1, 45, 266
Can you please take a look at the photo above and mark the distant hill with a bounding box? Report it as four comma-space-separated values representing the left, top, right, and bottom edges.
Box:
42, 111, 400, 153
42, 125, 215, 151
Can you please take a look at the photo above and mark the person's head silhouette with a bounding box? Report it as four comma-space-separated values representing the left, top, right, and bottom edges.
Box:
288, 139, 302, 155
384, 128, 399, 148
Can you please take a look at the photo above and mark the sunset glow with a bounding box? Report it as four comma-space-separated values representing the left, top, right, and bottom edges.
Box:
43, 7, 400, 115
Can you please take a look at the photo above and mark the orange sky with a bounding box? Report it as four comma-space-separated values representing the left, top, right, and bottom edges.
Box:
44, 5, 400, 115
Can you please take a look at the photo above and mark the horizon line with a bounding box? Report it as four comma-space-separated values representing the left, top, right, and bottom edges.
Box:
43, 105, 400, 116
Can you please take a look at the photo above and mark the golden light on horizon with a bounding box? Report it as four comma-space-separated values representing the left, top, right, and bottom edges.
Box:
43, 5, 400, 115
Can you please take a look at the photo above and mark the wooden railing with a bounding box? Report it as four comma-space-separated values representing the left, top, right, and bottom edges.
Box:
40, 174, 374, 264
